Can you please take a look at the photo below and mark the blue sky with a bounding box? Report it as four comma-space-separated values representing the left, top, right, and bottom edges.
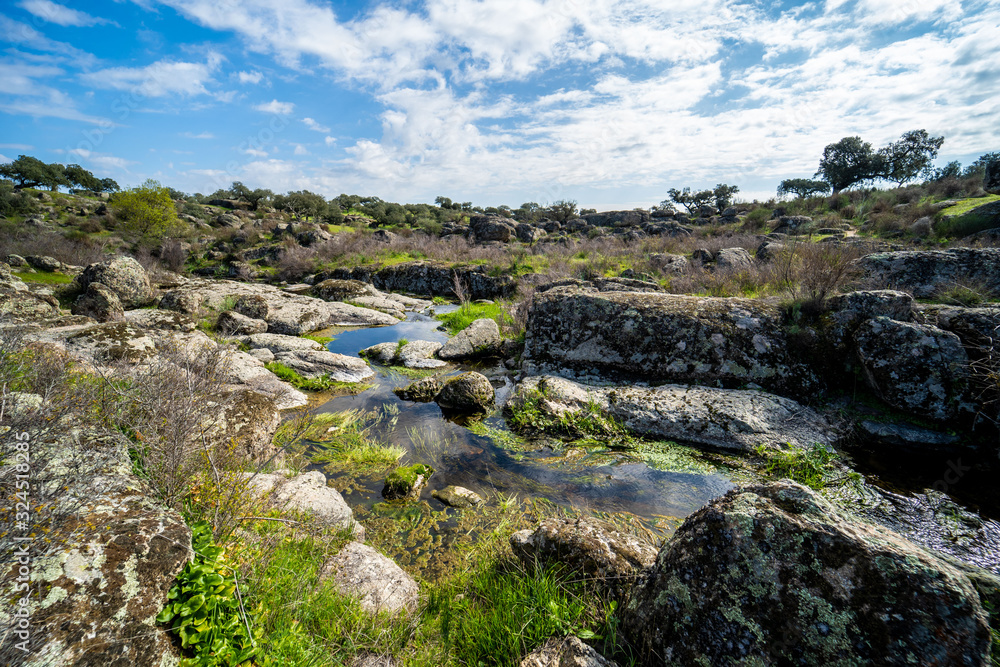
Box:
1, 0, 998, 210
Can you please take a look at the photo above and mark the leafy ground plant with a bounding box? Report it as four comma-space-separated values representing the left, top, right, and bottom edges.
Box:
157, 521, 265, 666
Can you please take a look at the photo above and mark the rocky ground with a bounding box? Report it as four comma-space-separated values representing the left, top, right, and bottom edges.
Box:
2, 182, 1000, 665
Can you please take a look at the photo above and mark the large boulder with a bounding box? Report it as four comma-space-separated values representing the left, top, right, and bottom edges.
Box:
523, 287, 820, 395
319, 542, 420, 615
216, 309, 267, 335
855, 317, 971, 421
510, 376, 837, 452
438, 318, 502, 360
858, 248, 1000, 298
312, 279, 372, 302
0, 433, 192, 667
510, 517, 657, 601
71, 282, 125, 323
65, 321, 157, 363
470, 215, 516, 243
622, 481, 992, 666
78, 256, 153, 309
0, 289, 60, 321
714, 247, 753, 271
434, 371, 494, 412
581, 210, 651, 227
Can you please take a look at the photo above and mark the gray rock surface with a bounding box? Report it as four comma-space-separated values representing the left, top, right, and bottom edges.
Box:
159, 279, 397, 334
216, 309, 268, 335
523, 287, 819, 395
78, 256, 153, 308
519, 636, 619, 667
243, 332, 323, 354
855, 317, 971, 421
246, 471, 364, 538
273, 349, 374, 383
361, 339, 447, 368
71, 282, 124, 322
122, 309, 198, 332
859, 248, 1000, 298
714, 246, 753, 270
511, 517, 657, 601
319, 542, 420, 615
438, 318, 502, 360
622, 481, 992, 666
511, 375, 836, 452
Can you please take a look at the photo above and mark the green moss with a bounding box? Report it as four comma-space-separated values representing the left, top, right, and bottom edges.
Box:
937, 194, 1000, 217
13, 270, 73, 285
752, 443, 857, 491
383, 463, 434, 499
265, 361, 369, 393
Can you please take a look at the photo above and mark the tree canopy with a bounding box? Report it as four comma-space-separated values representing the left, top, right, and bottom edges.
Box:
878, 129, 944, 187
777, 178, 831, 198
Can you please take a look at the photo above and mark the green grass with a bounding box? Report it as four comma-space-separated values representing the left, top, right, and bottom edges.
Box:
753, 443, 857, 491
265, 361, 369, 393
276, 410, 406, 476
13, 270, 74, 285
301, 334, 334, 345
435, 302, 509, 335
440, 558, 623, 667
937, 194, 1000, 218
508, 389, 633, 444
239, 532, 416, 666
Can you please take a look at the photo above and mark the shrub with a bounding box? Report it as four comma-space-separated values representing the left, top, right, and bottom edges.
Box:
111, 179, 185, 245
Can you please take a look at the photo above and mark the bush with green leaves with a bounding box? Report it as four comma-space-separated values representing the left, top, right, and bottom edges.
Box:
157, 521, 265, 666
111, 178, 184, 244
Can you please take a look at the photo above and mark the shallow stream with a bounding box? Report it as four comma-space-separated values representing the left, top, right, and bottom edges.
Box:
308, 307, 1000, 579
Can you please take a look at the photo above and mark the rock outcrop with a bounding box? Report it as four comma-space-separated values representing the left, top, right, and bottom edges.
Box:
511, 517, 657, 600
246, 471, 364, 538
435, 371, 495, 412
622, 481, 992, 666
523, 286, 819, 396
855, 317, 971, 421
328, 261, 515, 300
859, 248, 1000, 298
71, 282, 125, 322
510, 376, 837, 452
519, 636, 619, 667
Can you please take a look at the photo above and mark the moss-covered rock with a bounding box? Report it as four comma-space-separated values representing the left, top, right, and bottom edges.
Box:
382, 464, 434, 501
622, 480, 992, 666
434, 371, 494, 413
71, 282, 124, 323
394, 376, 443, 402
858, 248, 1000, 299
78, 256, 153, 309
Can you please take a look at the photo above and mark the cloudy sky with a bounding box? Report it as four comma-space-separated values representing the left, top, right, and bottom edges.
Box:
1, 0, 998, 210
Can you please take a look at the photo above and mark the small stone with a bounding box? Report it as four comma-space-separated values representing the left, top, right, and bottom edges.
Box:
382, 464, 433, 501
319, 542, 419, 615
432, 485, 484, 508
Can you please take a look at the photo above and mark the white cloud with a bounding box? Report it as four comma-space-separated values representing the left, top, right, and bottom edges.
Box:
293, 144, 309, 155
243, 147, 269, 157
253, 99, 294, 114
237, 70, 263, 84
182, 131, 215, 139
302, 117, 330, 133
0, 60, 108, 124
324, 136, 337, 146
80, 54, 224, 97
19, 0, 113, 27
0, 16, 97, 66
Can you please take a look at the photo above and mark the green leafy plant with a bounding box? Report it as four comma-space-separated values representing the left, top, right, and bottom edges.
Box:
157, 521, 265, 666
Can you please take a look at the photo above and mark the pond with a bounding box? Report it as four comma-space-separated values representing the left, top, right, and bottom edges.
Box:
308, 306, 1000, 579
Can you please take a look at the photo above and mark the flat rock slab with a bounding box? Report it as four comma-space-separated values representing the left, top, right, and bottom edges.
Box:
246, 471, 364, 538
219, 349, 308, 410
858, 247, 1000, 299
273, 349, 374, 383
243, 332, 323, 354
319, 542, 419, 615
361, 339, 447, 368
159, 279, 398, 334
512, 375, 837, 452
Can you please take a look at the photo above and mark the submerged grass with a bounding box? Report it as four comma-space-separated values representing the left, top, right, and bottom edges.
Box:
753, 443, 858, 491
